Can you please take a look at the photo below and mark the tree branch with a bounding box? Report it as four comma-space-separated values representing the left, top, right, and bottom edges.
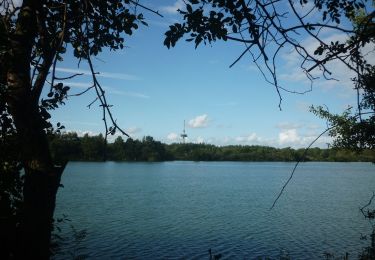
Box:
129, 0, 163, 17
270, 126, 334, 210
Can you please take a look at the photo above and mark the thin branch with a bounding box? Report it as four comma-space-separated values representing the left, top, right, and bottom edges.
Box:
129, 0, 163, 17
282, 23, 353, 34
32, 2, 67, 103
226, 35, 256, 44
229, 43, 254, 68
54, 73, 84, 80
83, 12, 129, 139
270, 126, 334, 210
68, 85, 94, 97
87, 96, 99, 108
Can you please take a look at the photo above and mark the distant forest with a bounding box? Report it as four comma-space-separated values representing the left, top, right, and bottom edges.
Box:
49, 132, 375, 162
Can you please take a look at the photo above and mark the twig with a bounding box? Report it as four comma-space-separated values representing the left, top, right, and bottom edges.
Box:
68, 85, 94, 97
270, 126, 334, 210
129, 0, 163, 17
229, 43, 254, 68
54, 73, 84, 80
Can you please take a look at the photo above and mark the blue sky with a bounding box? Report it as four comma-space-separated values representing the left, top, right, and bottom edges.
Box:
49, 0, 369, 148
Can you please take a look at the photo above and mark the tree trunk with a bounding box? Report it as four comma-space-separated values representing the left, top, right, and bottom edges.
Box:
17, 165, 65, 259
4, 1, 65, 258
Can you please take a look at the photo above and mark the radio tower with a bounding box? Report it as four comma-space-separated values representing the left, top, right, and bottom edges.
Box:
180, 120, 188, 143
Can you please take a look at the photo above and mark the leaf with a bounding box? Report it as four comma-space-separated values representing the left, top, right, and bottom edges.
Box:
163, 38, 171, 49
195, 36, 203, 48
232, 24, 237, 33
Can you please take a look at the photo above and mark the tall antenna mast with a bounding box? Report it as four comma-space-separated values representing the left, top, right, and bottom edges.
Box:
180, 120, 187, 143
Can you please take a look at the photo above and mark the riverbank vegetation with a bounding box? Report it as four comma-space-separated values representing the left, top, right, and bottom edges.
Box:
49, 132, 375, 162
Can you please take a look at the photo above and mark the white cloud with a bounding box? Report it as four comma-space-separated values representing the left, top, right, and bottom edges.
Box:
62, 82, 92, 89
278, 128, 332, 148
167, 132, 179, 141
247, 133, 259, 142
55, 67, 140, 81
195, 136, 205, 143
125, 127, 141, 134
188, 114, 209, 128
64, 129, 99, 137
235, 133, 262, 144
160, 0, 184, 14
279, 129, 300, 145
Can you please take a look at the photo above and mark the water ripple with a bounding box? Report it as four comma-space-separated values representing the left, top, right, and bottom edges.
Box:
53, 162, 375, 259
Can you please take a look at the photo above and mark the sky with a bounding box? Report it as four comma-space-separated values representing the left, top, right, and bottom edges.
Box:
48, 0, 372, 148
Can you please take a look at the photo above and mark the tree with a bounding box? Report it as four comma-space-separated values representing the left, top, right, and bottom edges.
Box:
81, 133, 106, 161
49, 132, 82, 161
109, 136, 127, 161
310, 2, 374, 150
0, 0, 160, 258
164, 0, 374, 147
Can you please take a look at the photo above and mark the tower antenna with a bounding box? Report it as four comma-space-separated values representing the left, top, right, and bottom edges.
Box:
180, 120, 188, 143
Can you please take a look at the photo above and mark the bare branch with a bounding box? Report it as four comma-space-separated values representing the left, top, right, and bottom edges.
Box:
83, 13, 129, 139
68, 85, 94, 97
229, 43, 255, 68
128, 0, 163, 17
270, 126, 334, 210
54, 73, 84, 80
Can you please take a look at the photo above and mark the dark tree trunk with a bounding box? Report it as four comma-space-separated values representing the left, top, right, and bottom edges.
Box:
4, 1, 65, 258
17, 165, 65, 259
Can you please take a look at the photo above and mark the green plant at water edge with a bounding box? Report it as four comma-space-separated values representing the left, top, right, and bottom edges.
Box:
358, 193, 375, 259
50, 215, 88, 260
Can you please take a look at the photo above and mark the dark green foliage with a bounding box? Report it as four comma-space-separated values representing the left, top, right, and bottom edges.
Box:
164, 0, 370, 50
108, 136, 127, 161
49, 132, 83, 162
311, 104, 375, 150
48, 132, 375, 162
80, 134, 106, 161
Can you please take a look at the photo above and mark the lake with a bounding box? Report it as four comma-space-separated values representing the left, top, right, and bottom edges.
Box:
53, 161, 374, 259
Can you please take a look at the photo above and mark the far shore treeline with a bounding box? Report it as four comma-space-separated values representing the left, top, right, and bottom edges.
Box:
49, 132, 375, 162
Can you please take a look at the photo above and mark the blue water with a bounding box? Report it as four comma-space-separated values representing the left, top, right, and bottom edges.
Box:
53, 162, 375, 259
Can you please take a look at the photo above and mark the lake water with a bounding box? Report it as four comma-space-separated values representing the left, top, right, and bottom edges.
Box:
53, 162, 374, 259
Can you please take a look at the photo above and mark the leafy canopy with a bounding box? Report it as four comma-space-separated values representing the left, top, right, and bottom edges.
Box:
164, 0, 375, 149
